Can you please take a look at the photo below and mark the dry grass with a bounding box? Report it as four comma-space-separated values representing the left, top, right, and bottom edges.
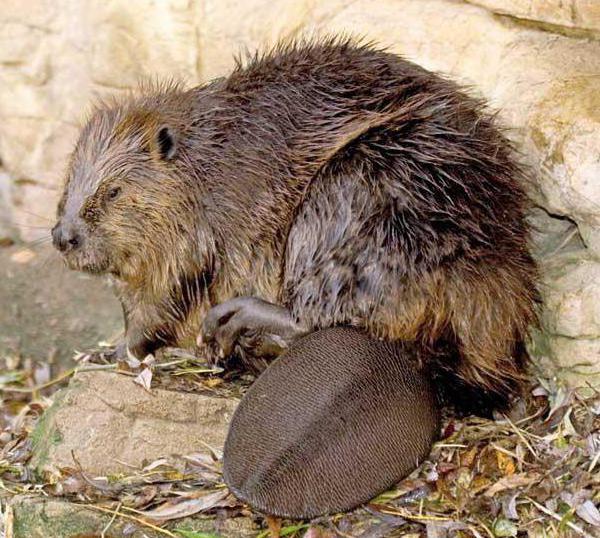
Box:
0, 347, 598, 538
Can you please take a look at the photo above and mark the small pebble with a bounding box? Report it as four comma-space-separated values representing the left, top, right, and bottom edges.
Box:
10, 248, 36, 264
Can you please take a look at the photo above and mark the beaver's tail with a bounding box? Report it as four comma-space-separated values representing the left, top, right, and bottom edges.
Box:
223, 327, 440, 519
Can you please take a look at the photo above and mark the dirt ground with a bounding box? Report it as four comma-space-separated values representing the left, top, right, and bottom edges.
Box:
0, 243, 122, 367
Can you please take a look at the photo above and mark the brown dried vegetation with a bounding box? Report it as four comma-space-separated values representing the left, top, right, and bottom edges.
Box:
0, 348, 598, 537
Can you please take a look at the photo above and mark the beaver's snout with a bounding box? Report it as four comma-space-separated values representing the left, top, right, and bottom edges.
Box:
52, 219, 84, 253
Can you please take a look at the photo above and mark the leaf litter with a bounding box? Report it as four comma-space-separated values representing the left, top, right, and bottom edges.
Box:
0, 346, 598, 537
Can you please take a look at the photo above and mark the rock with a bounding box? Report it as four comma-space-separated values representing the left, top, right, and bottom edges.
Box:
29, 370, 239, 477
528, 208, 585, 260
541, 252, 600, 339
527, 78, 600, 258
467, 0, 600, 35
198, 0, 316, 80
89, 0, 201, 88
8, 496, 258, 537
533, 250, 600, 385
526, 212, 600, 385
0, 244, 122, 368
530, 330, 600, 388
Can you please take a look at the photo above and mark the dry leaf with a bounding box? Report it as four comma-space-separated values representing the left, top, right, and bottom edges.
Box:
496, 450, 516, 476
142, 354, 156, 367
460, 446, 478, 467
493, 518, 518, 537
426, 522, 446, 538
470, 475, 492, 494
576, 500, 600, 527
484, 473, 538, 497
126, 348, 141, 369
133, 368, 153, 391
142, 458, 170, 472
129, 485, 158, 509
502, 492, 519, 520
204, 378, 223, 388
138, 489, 229, 521
183, 452, 220, 471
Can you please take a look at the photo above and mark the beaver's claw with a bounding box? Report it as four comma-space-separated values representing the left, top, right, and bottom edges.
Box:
201, 297, 308, 360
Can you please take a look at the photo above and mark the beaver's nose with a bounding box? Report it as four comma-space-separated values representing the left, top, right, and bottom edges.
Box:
52, 221, 82, 253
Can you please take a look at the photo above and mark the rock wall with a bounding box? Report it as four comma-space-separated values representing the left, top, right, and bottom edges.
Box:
1, 0, 599, 385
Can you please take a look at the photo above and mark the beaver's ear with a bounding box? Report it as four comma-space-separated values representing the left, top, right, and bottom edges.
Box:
156, 126, 177, 160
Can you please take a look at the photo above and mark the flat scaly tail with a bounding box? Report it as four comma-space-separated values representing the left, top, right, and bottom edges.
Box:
223, 326, 440, 519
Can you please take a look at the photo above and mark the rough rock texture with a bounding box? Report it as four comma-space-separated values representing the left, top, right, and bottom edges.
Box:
8, 496, 257, 538
467, 0, 600, 35
1, 0, 599, 384
29, 371, 239, 477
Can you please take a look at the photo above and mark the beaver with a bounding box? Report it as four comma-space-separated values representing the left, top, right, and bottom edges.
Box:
52, 38, 538, 518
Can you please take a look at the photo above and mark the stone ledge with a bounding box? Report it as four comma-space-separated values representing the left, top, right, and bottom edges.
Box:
467, 0, 600, 36
29, 371, 239, 477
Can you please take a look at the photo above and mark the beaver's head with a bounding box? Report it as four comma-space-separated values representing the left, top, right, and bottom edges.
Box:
53, 92, 212, 288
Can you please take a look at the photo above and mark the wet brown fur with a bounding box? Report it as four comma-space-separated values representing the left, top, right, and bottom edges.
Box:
56, 37, 538, 404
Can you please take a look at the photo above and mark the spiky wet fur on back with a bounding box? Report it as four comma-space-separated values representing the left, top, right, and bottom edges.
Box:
58, 37, 538, 404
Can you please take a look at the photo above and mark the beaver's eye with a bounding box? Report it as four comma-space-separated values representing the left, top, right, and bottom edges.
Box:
107, 186, 121, 201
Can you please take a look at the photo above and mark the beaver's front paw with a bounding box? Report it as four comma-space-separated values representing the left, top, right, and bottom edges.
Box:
201, 297, 308, 360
